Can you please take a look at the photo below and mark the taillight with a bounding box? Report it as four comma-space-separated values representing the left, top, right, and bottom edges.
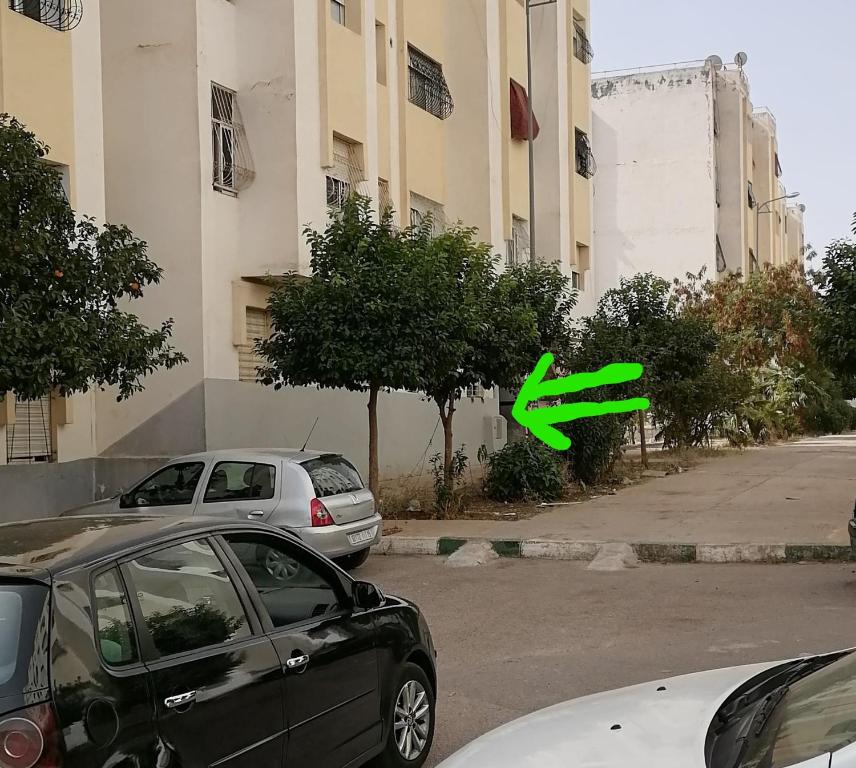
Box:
0, 704, 60, 768
310, 498, 333, 527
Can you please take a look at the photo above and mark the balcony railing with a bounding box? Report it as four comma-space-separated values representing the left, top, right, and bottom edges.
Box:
575, 131, 596, 179
573, 23, 594, 65
8, 0, 83, 31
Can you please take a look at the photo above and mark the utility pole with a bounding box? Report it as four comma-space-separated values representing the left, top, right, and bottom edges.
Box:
525, 0, 557, 263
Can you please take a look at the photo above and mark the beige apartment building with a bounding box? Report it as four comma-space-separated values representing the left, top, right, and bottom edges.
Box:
591, 56, 806, 298
0, 0, 105, 469
65, 0, 595, 486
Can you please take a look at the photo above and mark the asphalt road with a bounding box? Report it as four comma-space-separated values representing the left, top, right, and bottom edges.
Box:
359, 556, 856, 767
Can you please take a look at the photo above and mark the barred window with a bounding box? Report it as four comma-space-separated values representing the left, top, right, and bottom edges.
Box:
507, 216, 530, 267
572, 21, 594, 65
409, 192, 444, 233
9, 0, 83, 31
212, 83, 255, 194
326, 177, 350, 208
408, 45, 454, 120
239, 307, 272, 383
575, 129, 596, 179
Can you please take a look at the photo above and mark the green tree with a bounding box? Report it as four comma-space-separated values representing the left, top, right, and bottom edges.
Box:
413, 222, 576, 506
813, 223, 856, 397
258, 197, 428, 497
0, 116, 185, 402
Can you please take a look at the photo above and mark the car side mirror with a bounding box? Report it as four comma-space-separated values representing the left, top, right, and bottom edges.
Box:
352, 581, 385, 611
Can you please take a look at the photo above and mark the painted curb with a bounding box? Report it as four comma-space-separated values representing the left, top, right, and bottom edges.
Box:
374, 536, 855, 564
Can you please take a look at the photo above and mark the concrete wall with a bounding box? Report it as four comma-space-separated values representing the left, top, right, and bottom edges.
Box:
203, 379, 502, 482
0, 458, 165, 522
592, 66, 717, 295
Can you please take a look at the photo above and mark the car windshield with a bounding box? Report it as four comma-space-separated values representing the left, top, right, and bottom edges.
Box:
738, 651, 856, 768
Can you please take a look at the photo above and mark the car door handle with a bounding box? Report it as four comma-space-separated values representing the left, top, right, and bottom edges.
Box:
164, 691, 197, 709
248, 510, 265, 518
285, 654, 310, 672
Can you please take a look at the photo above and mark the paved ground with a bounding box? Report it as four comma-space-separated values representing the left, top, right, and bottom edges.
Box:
360, 555, 856, 766
388, 434, 856, 546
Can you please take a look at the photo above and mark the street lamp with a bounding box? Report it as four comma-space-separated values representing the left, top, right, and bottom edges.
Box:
525, 0, 557, 262
756, 191, 800, 267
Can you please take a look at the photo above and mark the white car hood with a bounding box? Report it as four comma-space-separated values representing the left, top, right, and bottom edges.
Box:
438, 661, 782, 768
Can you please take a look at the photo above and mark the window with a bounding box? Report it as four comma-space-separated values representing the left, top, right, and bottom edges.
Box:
747, 180, 756, 209
749, 248, 759, 273
126, 539, 251, 657
326, 176, 351, 209
326, 137, 363, 210
212, 84, 236, 194
408, 45, 454, 120
93, 568, 138, 667
121, 462, 205, 508
572, 20, 594, 64
378, 178, 392, 216
239, 307, 271, 383
330, 0, 345, 25
301, 456, 363, 497
575, 129, 596, 179
409, 192, 444, 232
6, 396, 52, 464
465, 384, 493, 400
9, 0, 83, 31
572, 271, 583, 290
204, 462, 276, 502
376, 22, 387, 85
716, 234, 727, 273
507, 216, 530, 267
225, 535, 343, 628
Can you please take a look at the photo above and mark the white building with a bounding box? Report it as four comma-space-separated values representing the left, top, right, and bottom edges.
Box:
591, 57, 805, 299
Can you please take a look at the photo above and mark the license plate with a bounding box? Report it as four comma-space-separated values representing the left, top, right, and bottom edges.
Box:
348, 527, 377, 546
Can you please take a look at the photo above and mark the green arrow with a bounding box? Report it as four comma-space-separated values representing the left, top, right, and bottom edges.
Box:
512, 353, 651, 451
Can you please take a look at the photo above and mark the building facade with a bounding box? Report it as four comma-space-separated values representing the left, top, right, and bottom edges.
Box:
591, 58, 805, 299
84, 0, 594, 484
0, 0, 105, 468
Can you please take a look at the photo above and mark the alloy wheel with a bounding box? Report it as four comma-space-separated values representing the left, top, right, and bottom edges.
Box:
393, 679, 431, 761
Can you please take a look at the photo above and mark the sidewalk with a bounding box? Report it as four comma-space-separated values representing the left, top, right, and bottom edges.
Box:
376, 434, 856, 563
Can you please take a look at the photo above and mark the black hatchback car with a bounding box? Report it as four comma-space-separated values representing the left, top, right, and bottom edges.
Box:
0, 516, 436, 768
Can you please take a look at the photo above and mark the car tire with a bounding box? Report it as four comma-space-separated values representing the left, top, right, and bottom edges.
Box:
335, 547, 371, 571
372, 662, 435, 768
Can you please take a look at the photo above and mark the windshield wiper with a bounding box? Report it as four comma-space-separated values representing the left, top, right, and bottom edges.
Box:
729, 685, 790, 768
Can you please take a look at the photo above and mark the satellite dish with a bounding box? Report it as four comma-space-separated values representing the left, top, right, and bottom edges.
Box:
734, 51, 748, 68
798, 204, 806, 213
706, 55, 723, 71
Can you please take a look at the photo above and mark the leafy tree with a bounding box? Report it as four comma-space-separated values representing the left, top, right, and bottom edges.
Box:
413, 223, 576, 506
258, 197, 429, 497
813, 225, 856, 397
0, 116, 185, 401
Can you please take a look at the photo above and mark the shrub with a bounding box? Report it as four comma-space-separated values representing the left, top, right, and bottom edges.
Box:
429, 447, 469, 518
484, 439, 566, 502
802, 397, 854, 435
562, 414, 630, 485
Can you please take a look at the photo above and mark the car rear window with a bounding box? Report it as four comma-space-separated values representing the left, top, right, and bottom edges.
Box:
301, 456, 363, 497
0, 582, 49, 698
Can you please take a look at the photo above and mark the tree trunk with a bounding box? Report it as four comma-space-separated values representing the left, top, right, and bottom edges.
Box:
367, 385, 380, 498
638, 409, 648, 470
441, 396, 455, 490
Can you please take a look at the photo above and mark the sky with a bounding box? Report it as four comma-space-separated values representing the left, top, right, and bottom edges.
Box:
591, 0, 855, 255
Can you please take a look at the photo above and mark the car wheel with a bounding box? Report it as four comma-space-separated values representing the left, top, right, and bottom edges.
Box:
335, 547, 371, 571
372, 663, 435, 768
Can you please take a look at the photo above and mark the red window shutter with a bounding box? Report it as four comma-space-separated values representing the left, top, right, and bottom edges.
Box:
509, 79, 540, 141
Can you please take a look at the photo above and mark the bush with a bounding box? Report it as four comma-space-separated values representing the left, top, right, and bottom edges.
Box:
802, 397, 854, 435
561, 414, 629, 485
484, 439, 566, 502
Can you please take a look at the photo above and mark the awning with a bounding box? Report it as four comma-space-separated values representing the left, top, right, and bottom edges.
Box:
510, 79, 540, 141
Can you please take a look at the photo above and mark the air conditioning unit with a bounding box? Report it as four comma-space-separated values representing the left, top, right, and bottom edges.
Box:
484, 415, 507, 453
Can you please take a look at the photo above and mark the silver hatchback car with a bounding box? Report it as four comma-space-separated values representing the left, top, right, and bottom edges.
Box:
64, 449, 382, 569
